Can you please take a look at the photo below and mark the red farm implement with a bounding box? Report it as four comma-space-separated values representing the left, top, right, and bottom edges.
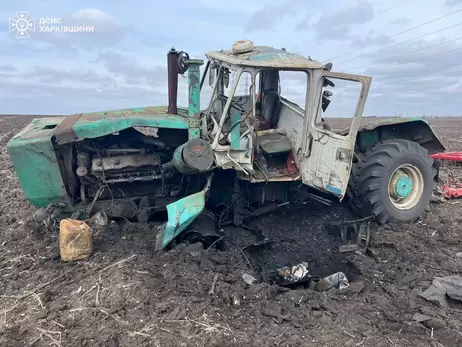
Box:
431, 152, 462, 199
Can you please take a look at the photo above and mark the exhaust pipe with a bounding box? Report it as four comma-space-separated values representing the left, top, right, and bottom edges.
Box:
167, 47, 179, 114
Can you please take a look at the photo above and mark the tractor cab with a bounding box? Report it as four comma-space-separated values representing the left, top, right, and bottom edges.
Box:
200, 40, 372, 198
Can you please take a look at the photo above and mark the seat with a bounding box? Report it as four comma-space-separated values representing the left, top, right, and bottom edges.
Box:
262, 89, 282, 129
257, 132, 292, 155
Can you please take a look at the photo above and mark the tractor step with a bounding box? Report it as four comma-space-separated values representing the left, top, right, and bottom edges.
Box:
329, 216, 373, 252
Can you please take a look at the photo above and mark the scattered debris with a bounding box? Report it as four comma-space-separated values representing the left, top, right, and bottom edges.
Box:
419, 275, 462, 308
208, 274, 219, 295
33, 206, 52, 225
32, 203, 63, 231
1, 116, 462, 346
88, 210, 109, 229
339, 244, 358, 253
276, 262, 310, 285
242, 273, 258, 285
316, 272, 349, 292
233, 296, 240, 306
59, 219, 93, 262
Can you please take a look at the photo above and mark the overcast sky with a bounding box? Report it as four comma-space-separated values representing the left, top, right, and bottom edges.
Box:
1, 0, 461, 117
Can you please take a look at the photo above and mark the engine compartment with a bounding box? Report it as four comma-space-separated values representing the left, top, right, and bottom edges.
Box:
54, 127, 199, 209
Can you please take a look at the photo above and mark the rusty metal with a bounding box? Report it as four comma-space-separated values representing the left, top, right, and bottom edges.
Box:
168, 48, 179, 114
330, 216, 373, 251
185, 58, 203, 138
52, 113, 83, 145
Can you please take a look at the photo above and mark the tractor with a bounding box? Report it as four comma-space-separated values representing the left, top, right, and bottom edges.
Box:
7, 40, 445, 250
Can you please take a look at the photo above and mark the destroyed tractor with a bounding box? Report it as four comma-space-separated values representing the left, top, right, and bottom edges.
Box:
7, 40, 446, 250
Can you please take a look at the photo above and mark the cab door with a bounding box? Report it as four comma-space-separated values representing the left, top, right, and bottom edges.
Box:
299, 70, 372, 199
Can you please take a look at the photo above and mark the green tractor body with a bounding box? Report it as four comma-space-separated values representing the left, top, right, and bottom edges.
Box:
7, 41, 445, 249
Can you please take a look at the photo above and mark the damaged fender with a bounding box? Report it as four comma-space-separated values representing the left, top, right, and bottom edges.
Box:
155, 173, 214, 250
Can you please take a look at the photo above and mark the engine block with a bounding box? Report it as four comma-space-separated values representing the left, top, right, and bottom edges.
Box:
91, 153, 162, 175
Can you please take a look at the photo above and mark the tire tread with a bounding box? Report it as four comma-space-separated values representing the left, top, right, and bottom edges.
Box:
348, 139, 437, 224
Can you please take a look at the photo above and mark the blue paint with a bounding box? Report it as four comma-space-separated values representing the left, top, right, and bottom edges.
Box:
395, 176, 412, 198
230, 111, 241, 150
155, 191, 206, 250
325, 184, 342, 196
248, 46, 306, 62
187, 60, 203, 139
74, 114, 189, 140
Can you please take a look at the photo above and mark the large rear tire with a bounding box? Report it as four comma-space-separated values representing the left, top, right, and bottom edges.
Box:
348, 139, 437, 224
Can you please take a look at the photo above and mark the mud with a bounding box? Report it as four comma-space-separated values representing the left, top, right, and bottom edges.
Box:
0, 115, 462, 347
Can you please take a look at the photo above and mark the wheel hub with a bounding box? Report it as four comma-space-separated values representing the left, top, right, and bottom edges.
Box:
388, 164, 424, 211
394, 174, 413, 198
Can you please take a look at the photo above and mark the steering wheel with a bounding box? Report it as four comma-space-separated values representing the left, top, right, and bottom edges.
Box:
217, 94, 246, 114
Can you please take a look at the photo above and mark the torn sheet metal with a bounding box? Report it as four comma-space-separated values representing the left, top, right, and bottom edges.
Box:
316, 272, 349, 292
276, 262, 310, 285
419, 275, 462, 308
155, 174, 214, 250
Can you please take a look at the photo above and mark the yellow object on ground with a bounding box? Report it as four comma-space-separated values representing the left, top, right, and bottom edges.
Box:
59, 219, 93, 261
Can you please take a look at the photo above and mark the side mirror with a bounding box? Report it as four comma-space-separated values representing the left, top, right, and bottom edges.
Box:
322, 97, 331, 112
323, 62, 333, 71
323, 78, 335, 88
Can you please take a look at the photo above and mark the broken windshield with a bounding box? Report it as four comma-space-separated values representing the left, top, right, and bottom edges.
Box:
203, 64, 253, 128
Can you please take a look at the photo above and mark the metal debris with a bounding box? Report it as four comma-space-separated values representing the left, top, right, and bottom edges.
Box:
316, 272, 349, 292
331, 216, 373, 253
242, 273, 258, 285
276, 262, 310, 285
88, 210, 108, 227
419, 275, 462, 308
32, 203, 64, 231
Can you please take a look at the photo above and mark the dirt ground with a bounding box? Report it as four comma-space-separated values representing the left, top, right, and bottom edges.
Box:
0, 115, 462, 347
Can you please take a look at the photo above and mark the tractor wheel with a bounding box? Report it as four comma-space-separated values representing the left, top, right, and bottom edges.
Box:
348, 139, 437, 224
